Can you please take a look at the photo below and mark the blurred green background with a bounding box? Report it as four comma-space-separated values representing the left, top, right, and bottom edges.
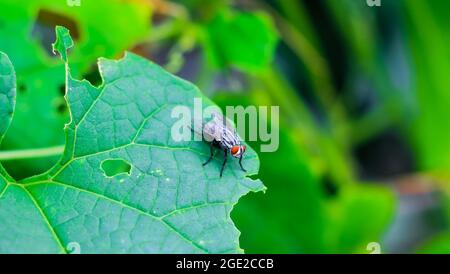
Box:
0, 0, 449, 253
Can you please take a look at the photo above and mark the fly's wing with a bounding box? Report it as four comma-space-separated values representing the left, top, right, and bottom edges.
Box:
203, 117, 224, 142
189, 111, 223, 142
207, 110, 241, 145
190, 109, 241, 144
221, 110, 244, 141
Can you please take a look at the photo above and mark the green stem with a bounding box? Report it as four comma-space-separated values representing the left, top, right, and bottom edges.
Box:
0, 146, 65, 161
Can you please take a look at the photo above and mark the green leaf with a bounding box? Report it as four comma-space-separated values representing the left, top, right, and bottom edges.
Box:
0, 52, 15, 143
417, 232, 450, 254
0, 54, 50, 254
52, 26, 73, 63
0, 27, 264, 254
326, 184, 395, 253
403, 1, 450, 172
0, 0, 152, 178
0, 51, 16, 182
203, 10, 278, 72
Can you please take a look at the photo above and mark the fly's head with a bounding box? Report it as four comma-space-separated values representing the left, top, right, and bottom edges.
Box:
230, 145, 246, 158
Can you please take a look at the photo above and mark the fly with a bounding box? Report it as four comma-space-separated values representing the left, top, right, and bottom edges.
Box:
192, 111, 247, 177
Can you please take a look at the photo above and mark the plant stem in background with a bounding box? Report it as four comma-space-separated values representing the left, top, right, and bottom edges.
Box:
0, 146, 64, 161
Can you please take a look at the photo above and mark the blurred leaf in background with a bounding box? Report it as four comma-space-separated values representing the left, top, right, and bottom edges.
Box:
401, 0, 450, 252
203, 10, 278, 72
402, 1, 450, 173
418, 232, 450, 254
326, 184, 395, 253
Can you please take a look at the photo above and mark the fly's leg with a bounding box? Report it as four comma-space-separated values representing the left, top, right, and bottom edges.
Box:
220, 149, 228, 177
239, 155, 247, 172
203, 142, 215, 166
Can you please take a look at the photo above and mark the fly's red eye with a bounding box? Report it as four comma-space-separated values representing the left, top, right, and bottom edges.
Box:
231, 146, 240, 155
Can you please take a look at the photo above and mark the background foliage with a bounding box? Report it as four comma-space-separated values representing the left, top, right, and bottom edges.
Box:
0, 0, 449, 253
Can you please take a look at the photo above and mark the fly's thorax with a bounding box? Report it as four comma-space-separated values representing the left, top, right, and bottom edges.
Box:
199, 110, 243, 150
219, 127, 240, 149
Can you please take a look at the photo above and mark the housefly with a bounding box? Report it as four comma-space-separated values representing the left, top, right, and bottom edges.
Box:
192, 110, 247, 177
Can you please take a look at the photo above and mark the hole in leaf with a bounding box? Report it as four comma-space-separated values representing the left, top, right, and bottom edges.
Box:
31, 9, 80, 56
101, 159, 132, 178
